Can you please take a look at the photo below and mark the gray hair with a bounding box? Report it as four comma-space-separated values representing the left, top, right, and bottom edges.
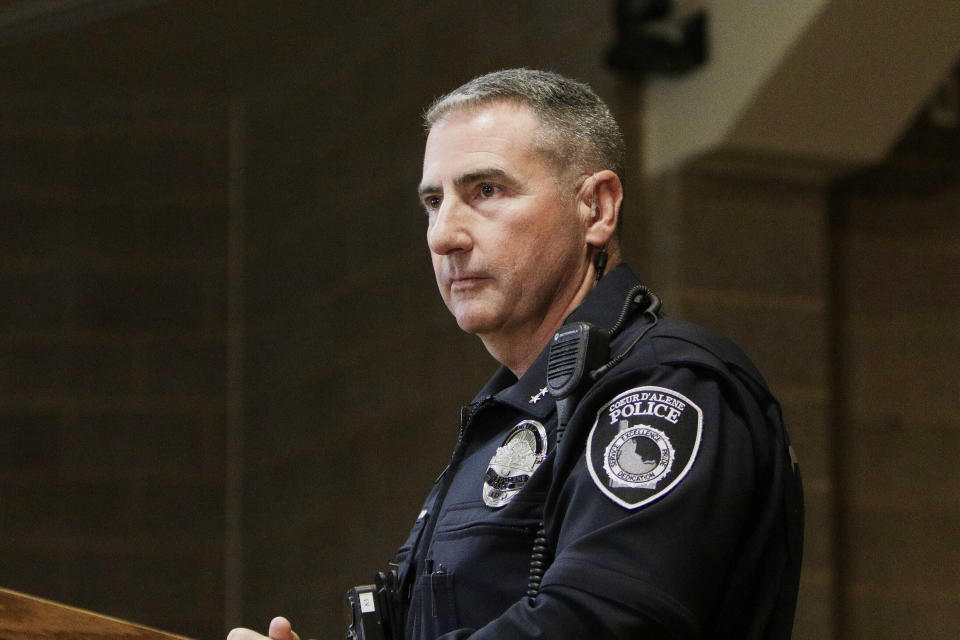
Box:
424, 69, 625, 189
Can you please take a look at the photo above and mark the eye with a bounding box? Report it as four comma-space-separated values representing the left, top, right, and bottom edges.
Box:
423, 195, 442, 212
478, 183, 499, 198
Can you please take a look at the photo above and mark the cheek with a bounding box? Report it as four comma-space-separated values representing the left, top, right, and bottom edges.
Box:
528, 219, 582, 264
431, 255, 447, 289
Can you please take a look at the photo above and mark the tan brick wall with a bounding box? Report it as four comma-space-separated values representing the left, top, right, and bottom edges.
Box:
834, 178, 960, 640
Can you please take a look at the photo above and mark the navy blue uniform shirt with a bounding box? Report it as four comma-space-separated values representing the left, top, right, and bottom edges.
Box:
395, 265, 803, 639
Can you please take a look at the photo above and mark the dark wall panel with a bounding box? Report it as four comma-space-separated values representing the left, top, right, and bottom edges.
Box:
0, 97, 230, 639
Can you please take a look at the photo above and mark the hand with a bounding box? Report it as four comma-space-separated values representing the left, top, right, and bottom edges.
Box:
227, 616, 300, 640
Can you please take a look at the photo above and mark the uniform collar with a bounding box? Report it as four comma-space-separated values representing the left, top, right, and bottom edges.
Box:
473, 264, 641, 419
472, 341, 554, 419
564, 263, 640, 329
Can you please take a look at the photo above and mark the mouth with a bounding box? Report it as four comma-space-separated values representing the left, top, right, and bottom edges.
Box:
449, 275, 490, 291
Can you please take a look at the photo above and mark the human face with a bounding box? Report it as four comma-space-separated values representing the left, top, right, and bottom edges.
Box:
419, 102, 590, 346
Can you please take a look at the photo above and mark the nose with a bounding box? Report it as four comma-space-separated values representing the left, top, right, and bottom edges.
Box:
427, 197, 473, 255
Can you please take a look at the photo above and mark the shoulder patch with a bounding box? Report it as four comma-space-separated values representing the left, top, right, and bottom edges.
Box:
586, 386, 702, 509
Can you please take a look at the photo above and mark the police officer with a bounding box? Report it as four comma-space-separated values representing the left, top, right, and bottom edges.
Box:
229, 69, 803, 640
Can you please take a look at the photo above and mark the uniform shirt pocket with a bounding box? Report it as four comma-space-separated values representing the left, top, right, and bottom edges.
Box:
428, 495, 544, 630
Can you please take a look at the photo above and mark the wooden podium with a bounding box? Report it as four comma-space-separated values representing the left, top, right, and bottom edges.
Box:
0, 588, 194, 640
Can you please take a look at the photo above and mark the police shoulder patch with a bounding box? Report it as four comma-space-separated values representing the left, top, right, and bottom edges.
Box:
586, 385, 702, 509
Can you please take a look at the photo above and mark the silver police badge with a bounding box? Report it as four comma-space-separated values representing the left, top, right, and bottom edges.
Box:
587, 386, 702, 509
482, 420, 548, 508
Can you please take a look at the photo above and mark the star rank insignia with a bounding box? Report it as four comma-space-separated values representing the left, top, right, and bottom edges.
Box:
529, 386, 549, 404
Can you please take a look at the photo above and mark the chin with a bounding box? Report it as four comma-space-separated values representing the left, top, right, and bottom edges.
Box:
450, 306, 500, 336
454, 314, 491, 336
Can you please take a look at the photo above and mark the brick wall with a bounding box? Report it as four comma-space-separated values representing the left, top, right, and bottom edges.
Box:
0, 96, 230, 639
1, 4, 955, 639
0, 4, 636, 638
831, 102, 960, 638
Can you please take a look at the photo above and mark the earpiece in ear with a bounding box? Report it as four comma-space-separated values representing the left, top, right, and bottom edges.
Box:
594, 247, 608, 282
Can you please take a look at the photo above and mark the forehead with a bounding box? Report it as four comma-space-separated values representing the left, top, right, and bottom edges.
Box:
421, 102, 547, 184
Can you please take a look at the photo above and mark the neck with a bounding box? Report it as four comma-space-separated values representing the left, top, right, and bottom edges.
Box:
483, 254, 620, 378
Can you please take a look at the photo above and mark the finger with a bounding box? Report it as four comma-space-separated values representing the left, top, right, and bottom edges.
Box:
226, 628, 267, 640
268, 616, 300, 640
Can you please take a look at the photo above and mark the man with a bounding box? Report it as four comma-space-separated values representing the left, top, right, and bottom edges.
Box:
231, 68, 803, 640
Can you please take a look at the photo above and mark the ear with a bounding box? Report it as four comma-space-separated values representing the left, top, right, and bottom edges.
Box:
579, 169, 623, 248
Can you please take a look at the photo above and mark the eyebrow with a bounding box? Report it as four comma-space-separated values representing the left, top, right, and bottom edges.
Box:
417, 167, 512, 199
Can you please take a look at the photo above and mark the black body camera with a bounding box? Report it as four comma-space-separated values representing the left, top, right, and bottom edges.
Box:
345, 570, 402, 640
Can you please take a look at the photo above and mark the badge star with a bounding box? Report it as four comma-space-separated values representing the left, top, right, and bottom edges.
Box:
529, 386, 549, 404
